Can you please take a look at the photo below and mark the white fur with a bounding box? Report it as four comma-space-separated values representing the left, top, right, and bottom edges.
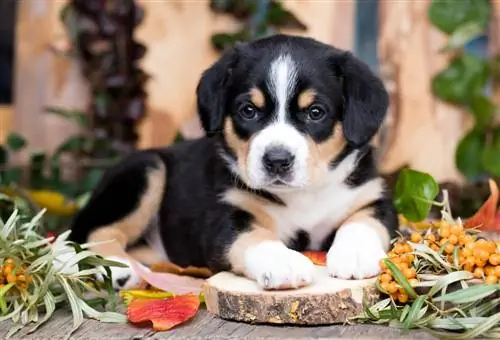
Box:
246, 54, 312, 189
247, 123, 310, 188
244, 240, 315, 289
326, 222, 386, 279
259, 150, 362, 248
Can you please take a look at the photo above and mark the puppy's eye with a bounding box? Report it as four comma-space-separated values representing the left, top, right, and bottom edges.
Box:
308, 105, 326, 121
239, 104, 258, 120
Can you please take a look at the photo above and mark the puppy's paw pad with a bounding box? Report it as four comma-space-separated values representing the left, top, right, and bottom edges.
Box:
97, 256, 144, 290
245, 241, 315, 290
327, 223, 386, 280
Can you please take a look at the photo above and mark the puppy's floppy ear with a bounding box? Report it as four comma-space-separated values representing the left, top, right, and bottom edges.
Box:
334, 51, 389, 147
196, 45, 241, 136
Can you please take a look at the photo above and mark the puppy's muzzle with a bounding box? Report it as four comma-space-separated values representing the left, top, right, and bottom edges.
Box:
263, 146, 295, 179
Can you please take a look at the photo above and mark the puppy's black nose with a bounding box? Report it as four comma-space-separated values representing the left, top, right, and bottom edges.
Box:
263, 147, 294, 175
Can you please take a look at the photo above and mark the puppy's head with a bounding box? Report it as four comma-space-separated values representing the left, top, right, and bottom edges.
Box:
196, 35, 388, 191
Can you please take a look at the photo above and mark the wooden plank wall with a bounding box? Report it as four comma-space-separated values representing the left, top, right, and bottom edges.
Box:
6, 0, 498, 186
13, 0, 90, 165
377, 0, 473, 184
135, 0, 355, 148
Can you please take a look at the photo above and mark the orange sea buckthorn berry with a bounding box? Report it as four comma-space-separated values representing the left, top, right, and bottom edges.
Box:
411, 233, 422, 243
387, 282, 398, 294
488, 253, 500, 266
431, 244, 440, 252
380, 281, 391, 292
475, 257, 487, 268
394, 243, 405, 254
473, 267, 484, 279
379, 259, 387, 270
398, 292, 409, 303
485, 275, 498, 285
403, 243, 412, 253
450, 225, 462, 236
445, 244, 455, 254
6, 274, 16, 284
493, 266, 500, 278
484, 266, 495, 277
439, 226, 451, 238
426, 234, 436, 243
475, 239, 489, 251
448, 234, 459, 245
379, 273, 392, 283
461, 247, 473, 258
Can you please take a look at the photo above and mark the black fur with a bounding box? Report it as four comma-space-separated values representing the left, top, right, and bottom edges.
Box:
70, 34, 398, 275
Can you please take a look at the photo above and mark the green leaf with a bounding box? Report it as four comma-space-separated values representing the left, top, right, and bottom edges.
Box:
433, 284, 500, 304
44, 107, 89, 128
29, 151, 47, 189
0, 145, 8, 165
403, 295, 426, 329
393, 168, 440, 222
469, 95, 495, 129
54, 135, 87, 157
441, 22, 485, 52
6, 133, 27, 152
455, 128, 486, 180
427, 271, 474, 297
481, 127, 500, 178
428, 0, 490, 35
2, 166, 23, 185
384, 259, 418, 299
431, 54, 489, 105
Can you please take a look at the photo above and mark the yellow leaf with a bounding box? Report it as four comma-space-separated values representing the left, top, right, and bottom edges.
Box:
120, 290, 175, 305
28, 190, 78, 216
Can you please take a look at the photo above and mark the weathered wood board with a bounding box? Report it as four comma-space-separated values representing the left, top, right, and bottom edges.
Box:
204, 266, 378, 325
0, 308, 437, 340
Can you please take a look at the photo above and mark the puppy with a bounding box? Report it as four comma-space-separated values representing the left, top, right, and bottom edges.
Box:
69, 34, 398, 290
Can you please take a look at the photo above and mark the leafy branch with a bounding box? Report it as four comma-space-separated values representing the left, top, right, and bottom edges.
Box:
428, 0, 500, 181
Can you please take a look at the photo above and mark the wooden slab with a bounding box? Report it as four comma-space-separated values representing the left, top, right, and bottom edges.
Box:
203, 266, 378, 325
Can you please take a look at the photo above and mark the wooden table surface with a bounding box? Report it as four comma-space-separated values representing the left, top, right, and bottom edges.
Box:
0, 308, 436, 340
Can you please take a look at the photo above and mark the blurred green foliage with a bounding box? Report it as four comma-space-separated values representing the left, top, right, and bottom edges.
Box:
209, 0, 307, 51
429, 0, 500, 181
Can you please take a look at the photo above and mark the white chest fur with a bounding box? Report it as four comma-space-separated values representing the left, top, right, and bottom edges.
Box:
222, 150, 366, 250
264, 178, 361, 249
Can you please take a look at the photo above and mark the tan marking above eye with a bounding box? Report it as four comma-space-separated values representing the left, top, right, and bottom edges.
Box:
297, 89, 317, 110
249, 87, 265, 109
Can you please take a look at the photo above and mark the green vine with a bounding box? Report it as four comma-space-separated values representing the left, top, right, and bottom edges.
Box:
428, 0, 500, 181
209, 0, 306, 51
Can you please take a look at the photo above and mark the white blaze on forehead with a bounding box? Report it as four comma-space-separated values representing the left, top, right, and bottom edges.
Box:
268, 54, 297, 122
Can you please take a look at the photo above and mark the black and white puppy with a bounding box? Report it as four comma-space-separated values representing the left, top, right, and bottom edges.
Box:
69, 34, 398, 290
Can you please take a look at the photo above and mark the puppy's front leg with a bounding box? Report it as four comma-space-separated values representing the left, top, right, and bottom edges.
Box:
327, 204, 393, 280
227, 227, 316, 290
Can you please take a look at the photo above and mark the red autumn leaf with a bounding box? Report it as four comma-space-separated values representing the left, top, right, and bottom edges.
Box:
302, 251, 327, 266
127, 294, 200, 331
464, 179, 500, 231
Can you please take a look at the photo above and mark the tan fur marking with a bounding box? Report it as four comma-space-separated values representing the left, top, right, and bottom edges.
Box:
127, 245, 163, 265
224, 118, 251, 181
249, 87, 265, 108
297, 89, 317, 109
342, 177, 385, 223
307, 123, 346, 181
227, 227, 278, 275
221, 189, 275, 231
87, 162, 166, 260
341, 205, 391, 251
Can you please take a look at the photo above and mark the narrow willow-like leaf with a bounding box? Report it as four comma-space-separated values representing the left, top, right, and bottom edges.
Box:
427, 271, 474, 297
403, 295, 426, 329
77, 299, 127, 323
27, 291, 56, 333
384, 259, 418, 298
459, 313, 500, 340
399, 305, 411, 323
0, 283, 14, 314
433, 284, 500, 304
58, 277, 84, 333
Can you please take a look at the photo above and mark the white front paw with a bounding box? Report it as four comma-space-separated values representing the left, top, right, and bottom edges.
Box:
244, 241, 315, 290
327, 223, 386, 280
97, 256, 145, 290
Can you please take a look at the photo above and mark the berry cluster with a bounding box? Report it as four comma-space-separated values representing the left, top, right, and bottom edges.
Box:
0, 258, 32, 291
378, 221, 500, 303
